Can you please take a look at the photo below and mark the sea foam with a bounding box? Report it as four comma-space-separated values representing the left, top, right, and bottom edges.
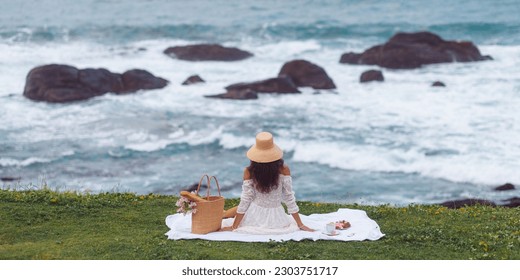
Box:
2, 12, 520, 203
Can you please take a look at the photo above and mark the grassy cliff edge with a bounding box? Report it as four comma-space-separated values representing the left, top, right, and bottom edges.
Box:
0, 189, 518, 259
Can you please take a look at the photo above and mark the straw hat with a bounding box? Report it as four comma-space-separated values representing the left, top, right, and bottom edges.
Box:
246, 132, 283, 163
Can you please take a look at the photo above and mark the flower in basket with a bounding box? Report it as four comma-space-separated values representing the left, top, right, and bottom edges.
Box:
175, 196, 197, 215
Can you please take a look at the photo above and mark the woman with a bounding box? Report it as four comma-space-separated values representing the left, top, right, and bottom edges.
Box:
221, 132, 314, 233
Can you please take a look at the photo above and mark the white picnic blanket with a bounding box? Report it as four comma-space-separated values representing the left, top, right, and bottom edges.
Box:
165, 208, 385, 242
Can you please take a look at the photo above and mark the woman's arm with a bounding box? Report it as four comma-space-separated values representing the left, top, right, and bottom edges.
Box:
220, 168, 251, 231
291, 212, 314, 232
282, 165, 314, 232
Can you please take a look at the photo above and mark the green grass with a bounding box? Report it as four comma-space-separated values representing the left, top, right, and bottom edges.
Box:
0, 188, 518, 259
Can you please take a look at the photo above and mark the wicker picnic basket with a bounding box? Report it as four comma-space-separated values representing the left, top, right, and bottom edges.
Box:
191, 174, 225, 234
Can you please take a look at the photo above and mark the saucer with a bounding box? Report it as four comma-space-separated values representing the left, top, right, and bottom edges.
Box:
322, 231, 340, 236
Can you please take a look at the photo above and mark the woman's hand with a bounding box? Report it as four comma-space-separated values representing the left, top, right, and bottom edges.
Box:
298, 224, 315, 232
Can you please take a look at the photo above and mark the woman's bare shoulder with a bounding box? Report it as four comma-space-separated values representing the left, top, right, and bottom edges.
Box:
281, 164, 291, 176
243, 167, 251, 180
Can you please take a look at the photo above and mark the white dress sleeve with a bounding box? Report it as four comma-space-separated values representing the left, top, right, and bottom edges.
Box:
281, 176, 300, 214
236, 179, 255, 214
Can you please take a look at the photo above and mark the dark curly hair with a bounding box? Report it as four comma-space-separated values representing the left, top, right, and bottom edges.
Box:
247, 159, 284, 193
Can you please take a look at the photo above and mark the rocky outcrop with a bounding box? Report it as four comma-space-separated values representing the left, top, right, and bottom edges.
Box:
182, 75, 205, 85
184, 183, 208, 192
278, 60, 336, 89
205, 60, 335, 100
340, 53, 362, 65
225, 77, 300, 94
440, 199, 496, 209
164, 44, 253, 61
1, 177, 21, 182
23, 64, 168, 103
119, 69, 169, 94
502, 197, 520, 208
205, 89, 258, 100
360, 70, 384, 83
340, 31, 492, 69
432, 81, 446, 87
495, 183, 515, 191
183, 181, 238, 192
206, 76, 301, 100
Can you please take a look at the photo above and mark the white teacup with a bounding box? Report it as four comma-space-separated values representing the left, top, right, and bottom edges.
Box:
325, 223, 335, 234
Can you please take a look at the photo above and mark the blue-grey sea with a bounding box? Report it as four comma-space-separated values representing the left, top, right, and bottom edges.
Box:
1, 0, 520, 205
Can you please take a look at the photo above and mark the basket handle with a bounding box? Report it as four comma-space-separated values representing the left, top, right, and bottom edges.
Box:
209, 175, 222, 198
195, 174, 211, 197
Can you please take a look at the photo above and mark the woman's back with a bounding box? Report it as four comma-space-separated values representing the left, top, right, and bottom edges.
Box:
243, 174, 295, 209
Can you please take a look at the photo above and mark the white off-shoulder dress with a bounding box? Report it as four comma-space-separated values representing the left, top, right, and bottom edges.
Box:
222, 175, 300, 235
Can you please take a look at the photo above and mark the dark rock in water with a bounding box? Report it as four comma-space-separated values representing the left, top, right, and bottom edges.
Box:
206, 76, 300, 100
24, 64, 98, 103
182, 75, 205, 85
1, 177, 21, 182
205, 89, 258, 100
118, 69, 168, 94
340, 31, 492, 69
163, 44, 253, 61
360, 70, 384, 83
501, 197, 520, 208
440, 199, 496, 209
339, 52, 362, 64
184, 181, 238, 193
432, 81, 446, 87
78, 68, 124, 93
278, 59, 336, 89
184, 183, 208, 193
495, 183, 515, 191
23, 64, 168, 103
225, 76, 300, 94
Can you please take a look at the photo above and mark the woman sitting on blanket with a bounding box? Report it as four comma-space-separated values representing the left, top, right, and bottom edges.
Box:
221, 132, 315, 234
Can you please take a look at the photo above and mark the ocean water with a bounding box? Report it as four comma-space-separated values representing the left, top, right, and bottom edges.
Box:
1, 0, 520, 205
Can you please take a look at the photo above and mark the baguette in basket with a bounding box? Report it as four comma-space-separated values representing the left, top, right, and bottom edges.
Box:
180, 191, 236, 219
